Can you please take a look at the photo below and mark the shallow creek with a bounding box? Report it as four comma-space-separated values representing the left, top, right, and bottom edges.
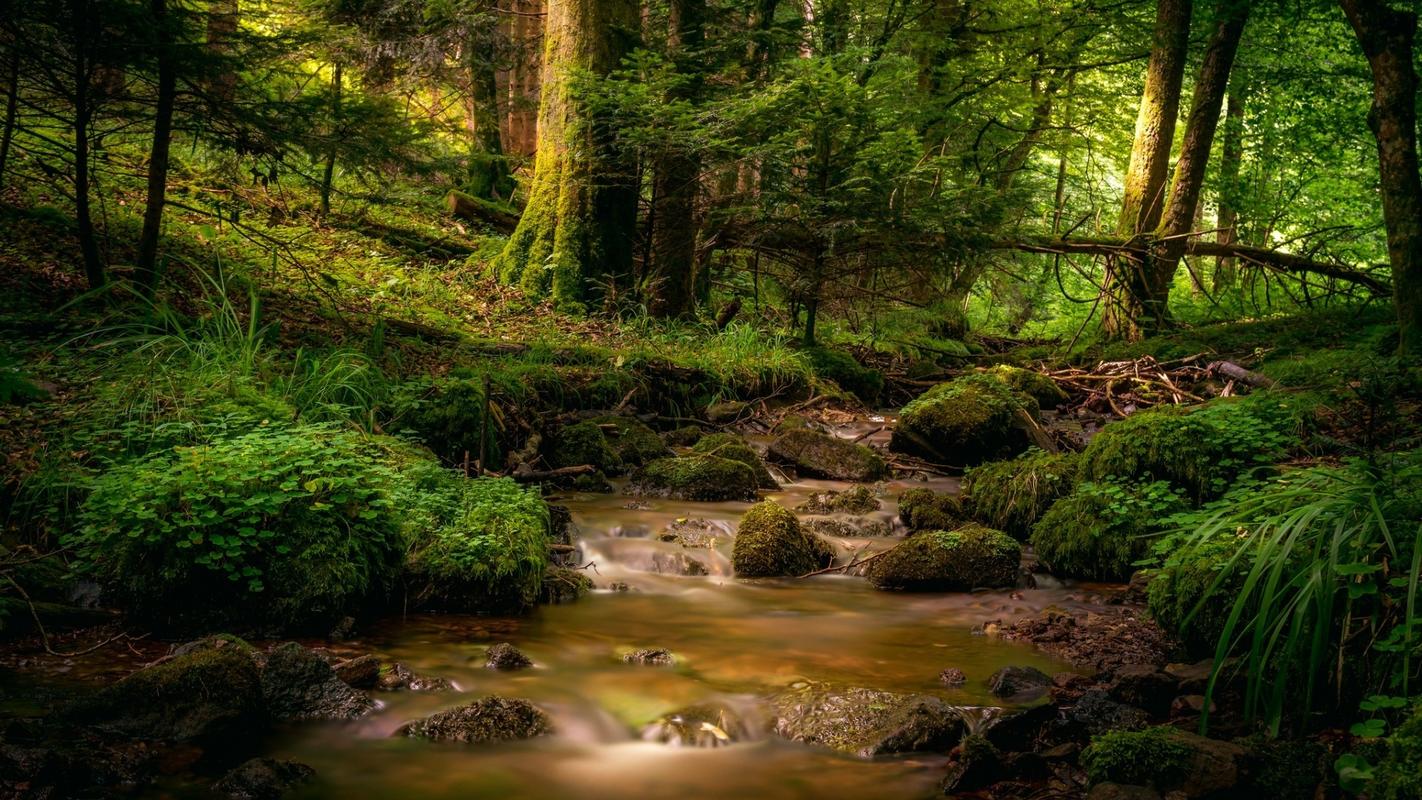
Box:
259, 428, 1110, 800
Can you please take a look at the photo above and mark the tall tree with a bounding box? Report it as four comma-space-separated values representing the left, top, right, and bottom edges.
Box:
1339, 0, 1422, 356
135, 0, 178, 297
492, 0, 641, 311
1213, 89, 1245, 290
71, 0, 106, 290
1101, 0, 1192, 338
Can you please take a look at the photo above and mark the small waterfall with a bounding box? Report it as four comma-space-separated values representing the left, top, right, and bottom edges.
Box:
943, 705, 1006, 736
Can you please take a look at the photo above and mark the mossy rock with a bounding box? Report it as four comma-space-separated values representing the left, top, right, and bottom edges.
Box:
545, 421, 624, 474
797, 485, 880, 515
806, 347, 884, 404
963, 449, 1079, 540
692, 433, 779, 489
1078, 393, 1299, 502
1081, 727, 1194, 788
628, 455, 760, 502
541, 566, 594, 604
662, 425, 706, 447
405, 476, 551, 613
395, 696, 553, 744
890, 374, 1034, 467
732, 501, 834, 577
1146, 534, 1253, 658
896, 489, 965, 532
66, 640, 265, 741
867, 524, 1020, 591
986, 365, 1068, 409
1373, 704, 1422, 800
771, 682, 967, 757
767, 429, 887, 482
589, 416, 672, 467
705, 400, 749, 424
1031, 480, 1186, 582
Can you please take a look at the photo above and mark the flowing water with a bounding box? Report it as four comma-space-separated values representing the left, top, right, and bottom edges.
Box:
256, 429, 1110, 800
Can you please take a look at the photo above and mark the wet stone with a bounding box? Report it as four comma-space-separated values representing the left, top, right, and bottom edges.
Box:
987, 665, 1053, 702
771, 683, 966, 758
379, 662, 455, 692
261, 642, 376, 722
484, 643, 533, 671
395, 697, 553, 744
213, 757, 316, 800
939, 668, 967, 687
623, 648, 676, 666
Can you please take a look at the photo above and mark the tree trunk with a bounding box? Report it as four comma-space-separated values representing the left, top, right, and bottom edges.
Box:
206, 0, 237, 104
1151, 1, 1250, 289
1102, 0, 1192, 340
1214, 90, 1245, 291
1340, 0, 1422, 356
492, 0, 640, 311
0, 41, 18, 190
645, 0, 705, 318
319, 63, 341, 217
72, 0, 104, 290
136, 0, 177, 298
468, 23, 510, 200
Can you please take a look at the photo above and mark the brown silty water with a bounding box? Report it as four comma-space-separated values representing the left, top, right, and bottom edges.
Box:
260, 421, 1110, 800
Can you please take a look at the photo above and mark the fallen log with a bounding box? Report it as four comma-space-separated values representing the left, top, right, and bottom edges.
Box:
510, 464, 596, 482
446, 190, 520, 233
1208, 360, 1276, 388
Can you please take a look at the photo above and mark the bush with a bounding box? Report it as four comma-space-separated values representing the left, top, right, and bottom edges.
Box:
890, 374, 1034, 466
69, 425, 407, 633
897, 488, 965, 532
404, 475, 550, 612
964, 449, 1079, 540
692, 433, 778, 489
1081, 727, 1193, 788
806, 347, 883, 404
1031, 479, 1186, 581
867, 524, 1020, 591
732, 501, 834, 577
1078, 393, 1299, 501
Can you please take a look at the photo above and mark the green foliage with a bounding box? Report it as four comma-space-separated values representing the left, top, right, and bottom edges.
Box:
1078, 393, 1301, 501
1032, 479, 1186, 581
867, 524, 1020, 591
805, 347, 883, 404
68, 424, 407, 632
1080, 727, 1193, 788
0, 351, 47, 404
891, 373, 1032, 466
1156, 453, 1422, 731
896, 488, 965, 532
404, 475, 551, 611
732, 500, 834, 578
964, 449, 1079, 540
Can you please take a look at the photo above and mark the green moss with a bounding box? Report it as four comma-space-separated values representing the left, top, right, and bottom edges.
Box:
1081, 727, 1193, 788
629, 455, 761, 502
798, 485, 880, 515
1078, 392, 1302, 501
590, 416, 671, 467
405, 476, 551, 612
1374, 704, 1422, 800
964, 449, 1079, 540
890, 374, 1033, 466
767, 429, 887, 482
896, 488, 965, 532
867, 524, 1020, 591
547, 421, 624, 474
1146, 533, 1247, 657
69, 425, 408, 633
1030, 479, 1186, 582
692, 433, 778, 489
662, 425, 705, 447
732, 501, 834, 577
986, 365, 1067, 409
806, 347, 883, 404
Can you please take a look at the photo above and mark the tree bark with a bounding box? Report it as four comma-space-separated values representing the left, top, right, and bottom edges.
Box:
0, 39, 18, 190
136, 0, 177, 298
72, 0, 104, 290
645, 0, 705, 318
1101, 0, 1192, 339
206, 0, 237, 104
1214, 90, 1245, 290
492, 0, 640, 311
467, 20, 510, 200
1339, 0, 1422, 356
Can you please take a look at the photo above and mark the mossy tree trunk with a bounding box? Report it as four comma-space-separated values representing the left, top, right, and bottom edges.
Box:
467, 20, 511, 201
1340, 0, 1422, 357
1101, 0, 1191, 340
492, 0, 640, 312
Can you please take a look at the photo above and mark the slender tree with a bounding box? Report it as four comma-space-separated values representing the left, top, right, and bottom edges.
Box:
1214, 89, 1245, 290
135, 0, 177, 297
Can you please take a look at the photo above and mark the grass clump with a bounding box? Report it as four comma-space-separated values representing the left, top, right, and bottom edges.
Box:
963, 449, 1079, 540
732, 501, 834, 577
1031, 479, 1186, 581
691, 433, 778, 489
890, 373, 1033, 466
68, 424, 408, 633
1080, 727, 1193, 788
867, 524, 1020, 591
896, 488, 965, 532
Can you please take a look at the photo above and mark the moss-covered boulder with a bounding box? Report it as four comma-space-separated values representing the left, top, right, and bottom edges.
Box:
69, 425, 408, 634
963, 449, 1079, 540
67, 639, 265, 741
771, 683, 967, 757
662, 425, 706, 447
896, 488, 966, 532
545, 420, 624, 474
890, 374, 1034, 466
986, 365, 1068, 409
1031, 480, 1185, 582
395, 697, 553, 744
628, 455, 761, 502
797, 485, 880, 515
867, 524, 1020, 591
404, 476, 550, 613
692, 433, 779, 489
1078, 393, 1299, 501
1146, 535, 1250, 658
1373, 704, 1422, 800
590, 415, 672, 467
806, 347, 884, 404
767, 429, 887, 482
732, 501, 834, 577
1082, 727, 1248, 797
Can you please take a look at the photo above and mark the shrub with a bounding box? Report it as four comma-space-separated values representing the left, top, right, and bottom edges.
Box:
1031, 479, 1186, 581
897, 488, 965, 532
964, 449, 1079, 540
1078, 393, 1300, 501
404, 475, 550, 612
732, 500, 834, 577
867, 524, 1020, 591
890, 374, 1034, 466
69, 425, 407, 633
1081, 727, 1193, 788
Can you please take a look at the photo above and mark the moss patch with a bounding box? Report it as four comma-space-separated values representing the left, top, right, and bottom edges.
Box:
987, 365, 1067, 409
692, 433, 779, 489
1031, 479, 1185, 582
590, 415, 672, 467
629, 455, 761, 502
1081, 727, 1193, 788
1374, 704, 1422, 800
964, 449, 1079, 540
890, 374, 1033, 466
546, 420, 624, 474
806, 347, 884, 404
767, 429, 886, 482
732, 501, 834, 577
867, 524, 1019, 591
896, 488, 965, 532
